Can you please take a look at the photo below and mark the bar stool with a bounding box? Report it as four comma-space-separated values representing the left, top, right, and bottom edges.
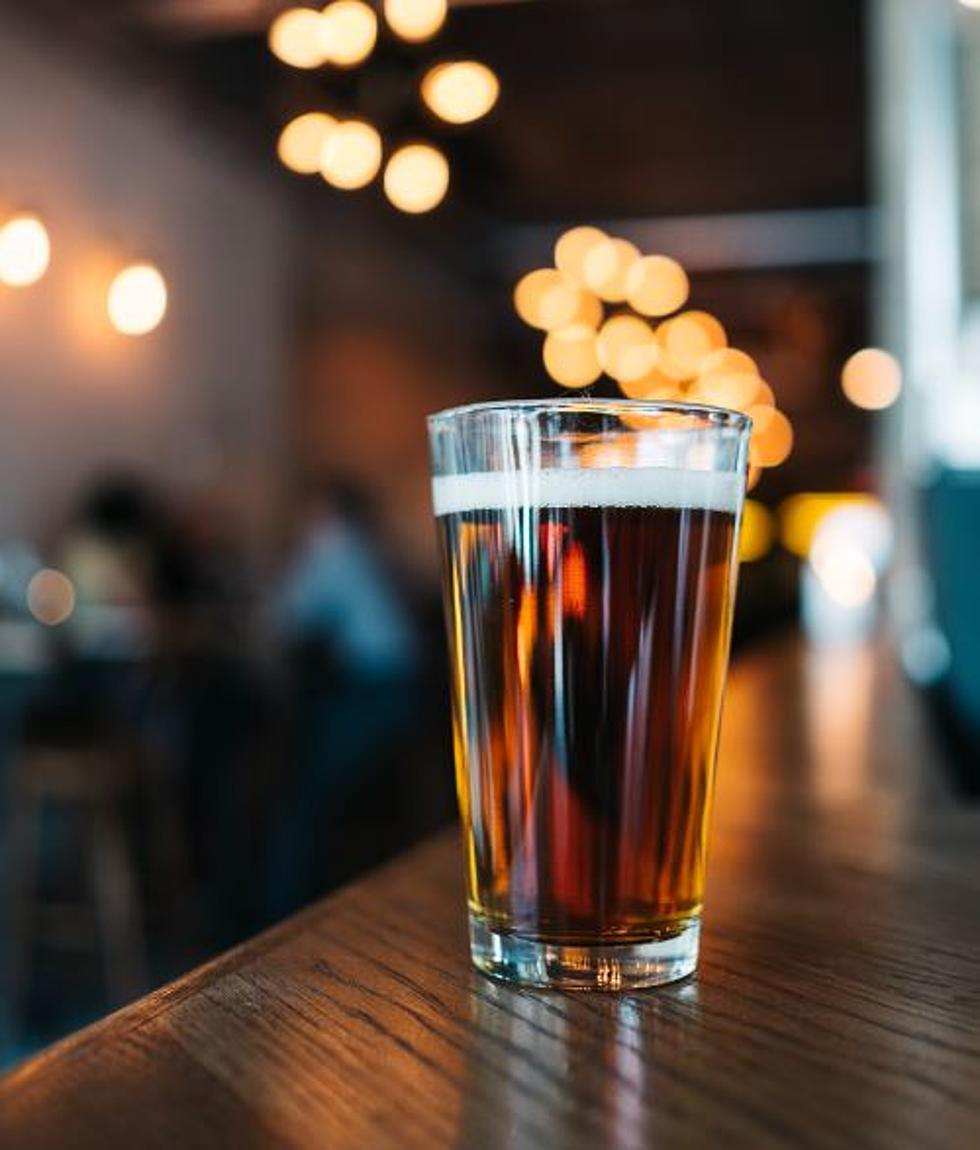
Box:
4, 704, 147, 1040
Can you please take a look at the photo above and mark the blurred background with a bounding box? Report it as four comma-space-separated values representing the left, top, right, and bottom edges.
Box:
0, 0, 977, 1065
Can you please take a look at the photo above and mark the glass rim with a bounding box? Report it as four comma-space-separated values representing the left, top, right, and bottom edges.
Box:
427, 397, 752, 433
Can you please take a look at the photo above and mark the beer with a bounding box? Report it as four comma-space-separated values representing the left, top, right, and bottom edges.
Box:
435, 465, 741, 967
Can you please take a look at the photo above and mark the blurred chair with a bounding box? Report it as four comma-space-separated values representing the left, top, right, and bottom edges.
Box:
4, 690, 147, 1040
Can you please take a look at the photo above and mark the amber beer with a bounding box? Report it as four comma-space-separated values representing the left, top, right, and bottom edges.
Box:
434, 458, 743, 988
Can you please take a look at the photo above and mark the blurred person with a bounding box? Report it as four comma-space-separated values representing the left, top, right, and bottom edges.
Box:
275, 475, 420, 682
264, 475, 424, 920
56, 475, 204, 661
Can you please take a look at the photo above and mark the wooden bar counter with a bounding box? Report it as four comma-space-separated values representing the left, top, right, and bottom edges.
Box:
2, 637, 979, 1148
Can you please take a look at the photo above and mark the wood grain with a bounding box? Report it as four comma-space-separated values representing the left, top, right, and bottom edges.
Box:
2, 637, 979, 1149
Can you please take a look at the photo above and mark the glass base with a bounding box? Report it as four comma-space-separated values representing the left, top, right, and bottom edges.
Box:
469, 913, 700, 990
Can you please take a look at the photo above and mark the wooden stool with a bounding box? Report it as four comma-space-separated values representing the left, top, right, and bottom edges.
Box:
4, 740, 147, 1040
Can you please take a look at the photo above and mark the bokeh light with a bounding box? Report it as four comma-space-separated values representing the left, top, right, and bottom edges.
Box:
26, 568, 75, 626
746, 465, 762, 492
268, 7, 325, 69
841, 347, 902, 410
542, 324, 602, 388
107, 263, 168, 336
625, 255, 689, 317
596, 315, 656, 382
748, 405, 793, 467
554, 226, 607, 286
810, 541, 877, 609
0, 214, 51, 287
421, 61, 500, 125
320, 119, 383, 189
618, 368, 682, 402
780, 493, 884, 557
692, 370, 762, 410
319, 1, 377, 68
383, 143, 449, 213
384, 0, 447, 42
514, 269, 580, 331
277, 112, 336, 174
659, 311, 727, 377
700, 347, 758, 377
739, 500, 775, 563
582, 237, 640, 302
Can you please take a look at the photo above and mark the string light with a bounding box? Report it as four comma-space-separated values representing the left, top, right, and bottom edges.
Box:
277, 112, 336, 174
421, 61, 500, 125
0, 214, 51, 287
596, 315, 657, 383
107, 263, 168, 336
841, 348, 902, 410
748, 405, 793, 468
268, 7, 325, 69
659, 311, 727, 377
384, 0, 447, 42
514, 269, 580, 331
582, 237, 640, 302
625, 255, 689, 317
514, 226, 793, 479
555, 226, 607, 285
383, 143, 449, 213
320, 120, 382, 189
319, 1, 377, 68
542, 325, 602, 388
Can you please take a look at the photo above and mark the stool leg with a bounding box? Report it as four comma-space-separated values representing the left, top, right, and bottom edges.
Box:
90, 798, 147, 1006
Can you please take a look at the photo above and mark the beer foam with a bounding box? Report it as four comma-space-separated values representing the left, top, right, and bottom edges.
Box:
433, 466, 743, 517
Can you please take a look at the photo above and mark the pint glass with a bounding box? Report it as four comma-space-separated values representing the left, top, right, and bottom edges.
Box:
428, 401, 749, 989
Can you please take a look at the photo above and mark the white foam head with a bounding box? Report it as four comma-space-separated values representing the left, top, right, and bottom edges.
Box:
432, 466, 743, 517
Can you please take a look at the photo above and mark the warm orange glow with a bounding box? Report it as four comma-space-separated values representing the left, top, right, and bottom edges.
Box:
277, 112, 336, 173
383, 143, 449, 213
739, 500, 774, 563
107, 263, 168, 336
0, 214, 50, 287
700, 347, 758, 377
582, 237, 640, 302
753, 380, 775, 407
841, 348, 902, 411
542, 324, 602, 388
516, 587, 537, 683
384, 0, 447, 42
691, 370, 762, 411
748, 406, 793, 468
567, 289, 603, 329
618, 368, 683, 401
320, 119, 382, 188
26, 569, 75, 626
625, 255, 689, 317
561, 543, 588, 618
810, 541, 877, 608
421, 61, 499, 125
779, 493, 884, 557
268, 7, 325, 69
319, 1, 377, 67
596, 315, 656, 382
514, 269, 583, 331
746, 465, 762, 491
659, 311, 727, 377
555, 226, 608, 287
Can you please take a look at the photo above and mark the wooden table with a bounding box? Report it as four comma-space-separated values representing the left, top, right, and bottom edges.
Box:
2, 637, 979, 1148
